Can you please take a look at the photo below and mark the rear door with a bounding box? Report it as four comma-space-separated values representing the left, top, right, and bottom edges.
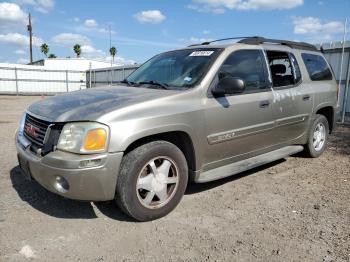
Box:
203, 49, 278, 171
265, 50, 313, 144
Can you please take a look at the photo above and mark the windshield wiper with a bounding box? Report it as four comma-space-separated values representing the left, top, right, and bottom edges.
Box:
118, 79, 135, 86
137, 80, 169, 90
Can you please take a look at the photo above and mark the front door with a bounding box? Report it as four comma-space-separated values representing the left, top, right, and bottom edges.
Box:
203, 49, 278, 171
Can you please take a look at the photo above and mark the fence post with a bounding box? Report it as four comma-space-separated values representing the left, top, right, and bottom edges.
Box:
66, 70, 69, 92
123, 67, 125, 80
14, 67, 19, 95
341, 55, 350, 123
89, 62, 92, 88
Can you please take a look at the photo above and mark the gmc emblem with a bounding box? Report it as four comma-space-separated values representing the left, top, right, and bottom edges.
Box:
25, 124, 39, 138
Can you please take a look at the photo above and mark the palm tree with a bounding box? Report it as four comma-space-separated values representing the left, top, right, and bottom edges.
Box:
48, 53, 56, 58
109, 46, 117, 63
73, 44, 81, 58
40, 43, 49, 57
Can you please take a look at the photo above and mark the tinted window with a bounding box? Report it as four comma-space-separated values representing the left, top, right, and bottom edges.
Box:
290, 53, 302, 83
218, 50, 268, 92
301, 53, 332, 81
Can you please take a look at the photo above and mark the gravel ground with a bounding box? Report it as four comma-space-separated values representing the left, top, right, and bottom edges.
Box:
0, 95, 349, 262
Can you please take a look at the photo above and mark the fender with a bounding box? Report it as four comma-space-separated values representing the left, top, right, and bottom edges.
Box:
313, 101, 336, 115
108, 122, 203, 171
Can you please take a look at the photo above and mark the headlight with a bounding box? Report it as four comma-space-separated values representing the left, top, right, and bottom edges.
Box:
57, 122, 109, 154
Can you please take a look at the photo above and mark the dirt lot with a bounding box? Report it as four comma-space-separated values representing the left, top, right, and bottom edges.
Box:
0, 95, 349, 262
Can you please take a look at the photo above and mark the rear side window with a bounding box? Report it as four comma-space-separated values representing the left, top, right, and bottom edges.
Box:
266, 50, 296, 88
301, 53, 332, 81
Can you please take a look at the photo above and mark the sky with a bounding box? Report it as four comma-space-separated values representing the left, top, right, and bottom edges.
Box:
0, 0, 349, 65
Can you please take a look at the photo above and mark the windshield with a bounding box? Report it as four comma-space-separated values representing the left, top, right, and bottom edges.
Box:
126, 49, 221, 88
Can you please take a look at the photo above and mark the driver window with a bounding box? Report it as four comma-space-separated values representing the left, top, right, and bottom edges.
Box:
218, 50, 269, 93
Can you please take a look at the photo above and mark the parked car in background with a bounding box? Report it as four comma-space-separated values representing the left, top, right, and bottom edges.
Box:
16, 37, 337, 221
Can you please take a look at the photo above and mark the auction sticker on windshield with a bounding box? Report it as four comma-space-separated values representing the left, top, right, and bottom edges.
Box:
189, 51, 214, 56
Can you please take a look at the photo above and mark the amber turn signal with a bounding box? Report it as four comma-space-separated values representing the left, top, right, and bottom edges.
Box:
83, 128, 107, 151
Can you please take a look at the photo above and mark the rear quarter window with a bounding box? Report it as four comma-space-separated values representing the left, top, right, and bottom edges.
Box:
301, 53, 333, 81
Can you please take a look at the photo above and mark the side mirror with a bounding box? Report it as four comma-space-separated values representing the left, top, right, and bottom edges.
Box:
212, 76, 245, 96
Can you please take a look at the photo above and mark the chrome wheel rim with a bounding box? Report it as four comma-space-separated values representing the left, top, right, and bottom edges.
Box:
136, 156, 179, 209
313, 123, 326, 151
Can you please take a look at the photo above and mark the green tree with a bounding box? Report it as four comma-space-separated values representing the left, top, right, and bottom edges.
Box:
109, 46, 117, 63
48, 53, 56, 58
40, 43, 49, 57
73, 44, 81, 58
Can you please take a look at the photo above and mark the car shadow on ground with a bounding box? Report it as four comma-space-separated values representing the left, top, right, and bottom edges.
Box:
10, 166, 132, 221
10, 159, 286, 221
186, 159, 285, 194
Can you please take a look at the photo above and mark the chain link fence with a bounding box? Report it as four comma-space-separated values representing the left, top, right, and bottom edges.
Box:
86, 65, 140, 88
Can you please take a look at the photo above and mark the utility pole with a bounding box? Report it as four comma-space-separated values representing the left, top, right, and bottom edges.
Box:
27, 13, 33, 64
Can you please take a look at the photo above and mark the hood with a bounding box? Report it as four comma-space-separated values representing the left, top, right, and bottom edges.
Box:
27, 85, 176, 122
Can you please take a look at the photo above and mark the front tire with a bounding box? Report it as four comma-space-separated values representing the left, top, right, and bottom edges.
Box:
115, 140, 188, 221
304, 114, 329, 158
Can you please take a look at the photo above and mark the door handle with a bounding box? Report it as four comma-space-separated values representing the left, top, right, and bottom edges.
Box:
303, 95, 310, 101
259, 100, 270, 108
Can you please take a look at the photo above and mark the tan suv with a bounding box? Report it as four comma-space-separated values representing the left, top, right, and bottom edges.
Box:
16, 37, 338, 221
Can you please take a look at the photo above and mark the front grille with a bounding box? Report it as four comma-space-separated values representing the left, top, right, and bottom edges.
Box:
23, 114, 51, 148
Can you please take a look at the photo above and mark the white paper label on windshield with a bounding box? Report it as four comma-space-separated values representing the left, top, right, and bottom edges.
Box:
189, 51, 214, 57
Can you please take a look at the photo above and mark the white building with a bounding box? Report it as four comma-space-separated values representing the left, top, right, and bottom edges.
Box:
29, 58, 120, 71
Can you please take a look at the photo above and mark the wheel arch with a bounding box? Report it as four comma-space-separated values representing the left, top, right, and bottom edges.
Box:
315, 105, 335, 133
121, 128, 200, 180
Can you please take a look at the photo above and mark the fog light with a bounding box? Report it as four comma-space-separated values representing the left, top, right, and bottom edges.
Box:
79, 158, 102, 168
54, 176, 69, 193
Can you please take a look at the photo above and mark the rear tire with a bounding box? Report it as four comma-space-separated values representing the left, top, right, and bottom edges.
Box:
115, 140, 188, 221
304, 114, 329, 158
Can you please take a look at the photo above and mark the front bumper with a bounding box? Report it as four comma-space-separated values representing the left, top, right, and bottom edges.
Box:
15, 133, 123, 201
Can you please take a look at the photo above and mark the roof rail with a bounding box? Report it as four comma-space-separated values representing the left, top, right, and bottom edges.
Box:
238, 37, 317, 51
188, 36, 317, 51
188, 36, 257, 47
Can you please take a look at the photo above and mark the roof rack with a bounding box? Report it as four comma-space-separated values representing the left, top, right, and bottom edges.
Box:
238, 37, 317, 51
188, 36, 255, 47
188, 36, 318, 51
